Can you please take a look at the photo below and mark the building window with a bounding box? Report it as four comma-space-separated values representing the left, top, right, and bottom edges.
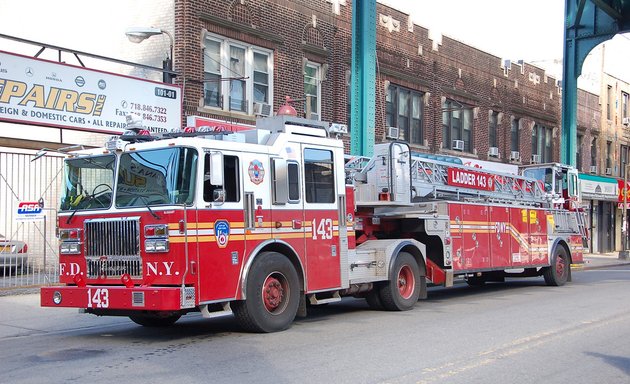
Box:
489, 111, 499, 148
591, 138, 597, 167
304, 62, 321, 120
204, 39, 222, 108
606, 141, 612, 173
532, 123, 552, 162
203, 33, 273, 115
386, 84, 423, 144
576, 134, 583, 171
253, 52, 270, 106
607, 85, 613, 120
510, 118, 520, 152
620, 145, 628, 178
442, 99, 472, 151
623, 92, 629, 120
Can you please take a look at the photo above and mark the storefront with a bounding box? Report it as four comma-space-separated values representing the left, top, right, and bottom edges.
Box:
617, 178, 630, 252
579, 174, 619, 253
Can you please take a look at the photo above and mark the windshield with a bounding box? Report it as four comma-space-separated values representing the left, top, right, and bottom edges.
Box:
115, 147, 198, 207
523, 167, 556, 193
60, 155, 116, 211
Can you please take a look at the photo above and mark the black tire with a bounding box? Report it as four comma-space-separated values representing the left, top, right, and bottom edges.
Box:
129, 314, 181, 327
365, 284, 384, 310
543, 246, 570, 286
232, 252, 300, 333
379, 252, 421, 311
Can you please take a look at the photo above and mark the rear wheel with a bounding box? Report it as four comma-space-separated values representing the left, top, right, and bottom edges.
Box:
129, 313, 181, 327
380, 252, 421, 311
232, 252, 300, 332
365, 284, 384, 310
543, 246, 570, 286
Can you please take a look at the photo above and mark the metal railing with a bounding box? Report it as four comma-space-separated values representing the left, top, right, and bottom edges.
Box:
0, 151, 63, 289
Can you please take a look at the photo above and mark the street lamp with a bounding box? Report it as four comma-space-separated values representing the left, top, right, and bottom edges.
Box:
125, 27, 174, 83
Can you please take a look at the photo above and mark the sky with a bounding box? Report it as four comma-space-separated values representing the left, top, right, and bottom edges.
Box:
380, 0, 630, 90
0, 0, 628, 89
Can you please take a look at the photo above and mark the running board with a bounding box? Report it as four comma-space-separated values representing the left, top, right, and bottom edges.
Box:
200, 302, 232, 318
308, 291, 342, 305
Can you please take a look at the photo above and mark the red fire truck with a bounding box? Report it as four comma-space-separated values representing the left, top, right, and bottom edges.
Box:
41, 113, 587, 332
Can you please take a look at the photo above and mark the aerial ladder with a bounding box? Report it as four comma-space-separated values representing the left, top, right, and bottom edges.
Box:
346, 142, 589, 241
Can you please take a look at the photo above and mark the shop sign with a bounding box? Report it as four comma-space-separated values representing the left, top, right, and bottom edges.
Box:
0, 50, 181, 134
579, 174, 618, 201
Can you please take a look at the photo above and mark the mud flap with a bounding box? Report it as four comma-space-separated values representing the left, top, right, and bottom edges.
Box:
419, 275, 427, 300
296, 292, 307, 317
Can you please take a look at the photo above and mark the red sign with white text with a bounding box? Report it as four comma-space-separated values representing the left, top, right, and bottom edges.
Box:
448, 168, 495, 191
186, 116, 254, 132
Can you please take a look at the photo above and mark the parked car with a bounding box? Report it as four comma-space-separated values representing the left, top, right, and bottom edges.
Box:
0, 234, 28, 273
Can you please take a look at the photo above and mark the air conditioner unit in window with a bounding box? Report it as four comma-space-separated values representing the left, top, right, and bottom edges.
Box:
589, 165, 597, 174
488, 146, 500, 157
253, 102, 272, 117
531, 154, 541, 164
310, 112, 320, 121
623, 117, 630, 126
386, 126, 399, 140
452, 140, 465, 151
605, 167, 612, 175
510, 151, 520, 161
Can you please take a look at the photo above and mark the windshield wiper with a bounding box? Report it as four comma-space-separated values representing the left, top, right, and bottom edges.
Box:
66, 204, 81, 224
139, 196, 161, 220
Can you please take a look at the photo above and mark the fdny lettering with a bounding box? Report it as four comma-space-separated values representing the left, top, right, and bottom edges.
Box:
495, 222, 508, 233
447, 168, 495, 191
0, 78, 106, 116
146, 261, 177, 276
59, 262, 82, 276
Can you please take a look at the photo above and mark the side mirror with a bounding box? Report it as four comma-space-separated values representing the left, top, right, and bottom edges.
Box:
213, 189, 225, 203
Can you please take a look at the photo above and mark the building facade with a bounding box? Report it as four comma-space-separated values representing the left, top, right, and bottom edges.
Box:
171, 0, 562, 168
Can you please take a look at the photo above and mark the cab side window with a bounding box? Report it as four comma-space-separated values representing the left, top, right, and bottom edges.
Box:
304, 148, 334, 203
204, 154, 240, 202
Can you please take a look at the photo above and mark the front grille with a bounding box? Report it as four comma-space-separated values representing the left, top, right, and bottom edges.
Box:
84, 218, 141, 278
86, 256, 142, 279
84, 218, 140, 257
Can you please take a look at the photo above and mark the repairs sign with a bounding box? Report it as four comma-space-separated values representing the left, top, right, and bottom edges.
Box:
0, 50, 181, 134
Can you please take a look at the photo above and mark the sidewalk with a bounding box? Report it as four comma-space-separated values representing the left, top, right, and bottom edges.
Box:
580, 252, 630, 270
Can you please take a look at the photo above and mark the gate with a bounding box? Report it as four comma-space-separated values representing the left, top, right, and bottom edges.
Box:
0, 150, 63, 289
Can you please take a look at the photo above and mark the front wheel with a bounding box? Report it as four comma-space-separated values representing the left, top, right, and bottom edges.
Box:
543, 246, 570, 286
232, 252, 300, 333
379, 252, 421, 311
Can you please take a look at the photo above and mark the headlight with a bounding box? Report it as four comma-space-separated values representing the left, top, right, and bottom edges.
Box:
60, 242, 81, 254
145, 239, 169, 253
52, 291, 62, 305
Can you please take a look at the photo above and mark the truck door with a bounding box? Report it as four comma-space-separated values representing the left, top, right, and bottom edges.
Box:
269, 154, 306, 276
302, 146, 342, 291
197, 151, 245, 302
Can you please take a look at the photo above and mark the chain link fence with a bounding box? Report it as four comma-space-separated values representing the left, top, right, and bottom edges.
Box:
0, 151, 63, 289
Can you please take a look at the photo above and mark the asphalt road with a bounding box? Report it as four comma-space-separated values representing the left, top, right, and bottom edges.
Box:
1, 266, 629, 384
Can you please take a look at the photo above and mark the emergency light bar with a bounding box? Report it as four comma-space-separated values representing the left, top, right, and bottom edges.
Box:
164, 125, 234, 138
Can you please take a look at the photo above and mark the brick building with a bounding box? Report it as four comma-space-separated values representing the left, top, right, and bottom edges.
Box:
171, 0, 562, 167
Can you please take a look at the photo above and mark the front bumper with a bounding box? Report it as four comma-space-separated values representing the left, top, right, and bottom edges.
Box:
41, 285, 196, 311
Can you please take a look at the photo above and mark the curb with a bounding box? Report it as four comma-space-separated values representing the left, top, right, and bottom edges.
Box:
574, 261, 630, 271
